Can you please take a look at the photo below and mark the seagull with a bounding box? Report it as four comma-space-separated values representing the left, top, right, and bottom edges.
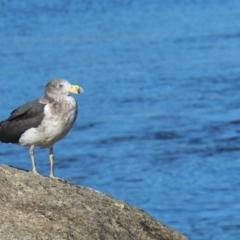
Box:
0, 79, 84, 179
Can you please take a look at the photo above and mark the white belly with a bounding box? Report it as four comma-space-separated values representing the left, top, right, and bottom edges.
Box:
19, 98, 77, 148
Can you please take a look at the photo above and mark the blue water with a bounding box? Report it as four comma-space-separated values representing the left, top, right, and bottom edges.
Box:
0, 1, 240, 239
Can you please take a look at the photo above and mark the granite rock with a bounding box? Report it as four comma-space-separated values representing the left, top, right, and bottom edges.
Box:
0, 164, 188, 240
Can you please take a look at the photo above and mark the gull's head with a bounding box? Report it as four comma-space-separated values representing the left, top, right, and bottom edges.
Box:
45, 79, 84, 99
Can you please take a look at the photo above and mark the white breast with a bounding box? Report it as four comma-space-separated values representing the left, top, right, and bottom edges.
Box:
19, 97, 78, 148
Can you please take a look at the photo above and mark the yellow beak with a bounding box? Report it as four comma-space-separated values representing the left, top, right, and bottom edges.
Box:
68, 85, 84, 94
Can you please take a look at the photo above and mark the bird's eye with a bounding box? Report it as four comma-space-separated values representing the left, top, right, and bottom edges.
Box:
55, 84, 63, 88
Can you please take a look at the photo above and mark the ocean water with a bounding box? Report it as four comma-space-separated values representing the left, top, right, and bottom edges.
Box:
0, 1, 240, 239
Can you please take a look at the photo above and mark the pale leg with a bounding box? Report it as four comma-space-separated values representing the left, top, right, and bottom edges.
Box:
49, 147, 63, 180
49, 146, 55, 178
29, 145, 39, 175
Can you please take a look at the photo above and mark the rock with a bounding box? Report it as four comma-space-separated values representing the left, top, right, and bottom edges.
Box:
0, 164, 188, 240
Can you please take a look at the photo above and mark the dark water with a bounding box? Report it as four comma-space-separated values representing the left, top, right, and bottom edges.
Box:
1, 1, 240, 239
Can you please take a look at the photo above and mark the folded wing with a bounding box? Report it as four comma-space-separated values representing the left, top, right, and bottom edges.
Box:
0, 99, 46, 143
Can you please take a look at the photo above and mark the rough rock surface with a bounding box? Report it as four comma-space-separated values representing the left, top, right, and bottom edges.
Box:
0, 164, 188, 240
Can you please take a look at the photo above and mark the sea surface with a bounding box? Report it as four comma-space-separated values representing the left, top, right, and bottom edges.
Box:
0, 1, 240, 239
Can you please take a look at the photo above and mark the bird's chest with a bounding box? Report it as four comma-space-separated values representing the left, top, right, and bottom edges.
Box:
18, 95, 78, 148
42, 100, 77, 137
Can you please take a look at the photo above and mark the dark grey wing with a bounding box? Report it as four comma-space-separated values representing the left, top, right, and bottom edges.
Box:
8, 99, 45, 120
0, 99, 46, 143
